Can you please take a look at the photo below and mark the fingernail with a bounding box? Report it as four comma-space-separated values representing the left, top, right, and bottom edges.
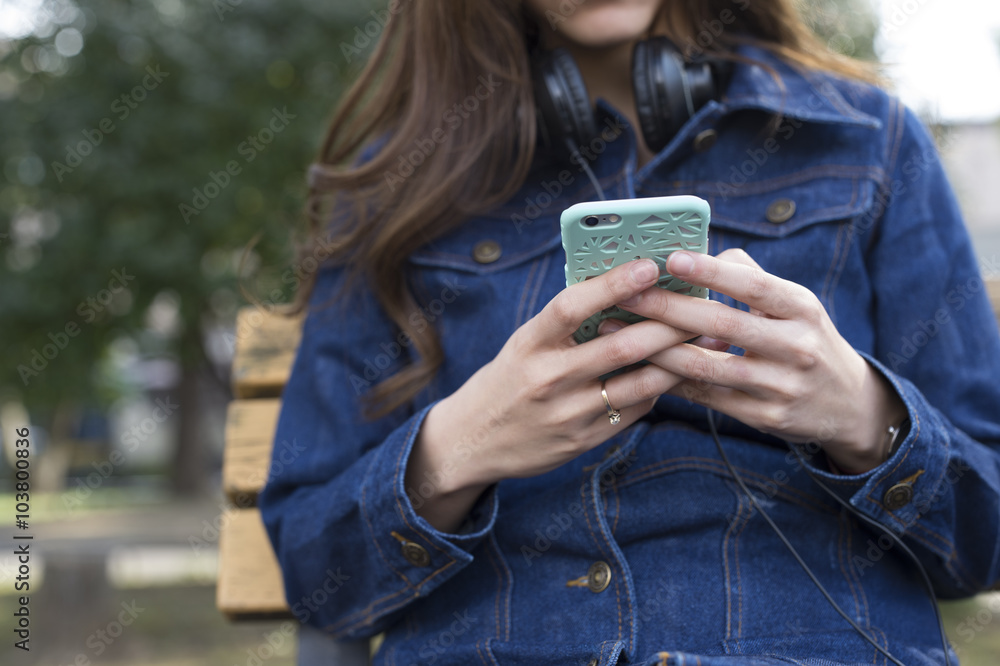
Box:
629, 259, 658, 283
668, 252, 694, 275
599, 319, 625, 334
619, 292, 641, 307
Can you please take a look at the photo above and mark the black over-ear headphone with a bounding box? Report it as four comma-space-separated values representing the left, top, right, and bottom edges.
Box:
532, 37, 731, 162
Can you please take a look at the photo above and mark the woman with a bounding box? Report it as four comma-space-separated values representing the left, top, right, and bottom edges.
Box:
259, 1, 1000, 664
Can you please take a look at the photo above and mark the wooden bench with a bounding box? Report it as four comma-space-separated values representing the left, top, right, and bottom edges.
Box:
217, 281, 1000, 619
217, 306, 302, 620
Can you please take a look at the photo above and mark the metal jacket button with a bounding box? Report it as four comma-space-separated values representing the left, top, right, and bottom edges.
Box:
883, 483, 914, 510
587, 561, 612, 593
473, 239, 502, 264
401, 541, 431, 567
766, 198, 796, 223
692, 129, 718, 152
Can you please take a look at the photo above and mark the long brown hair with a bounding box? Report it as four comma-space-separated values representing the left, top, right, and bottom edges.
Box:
297, 0, 878, 418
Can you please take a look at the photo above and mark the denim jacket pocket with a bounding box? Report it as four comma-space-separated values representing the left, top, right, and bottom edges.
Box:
408, 213, 562, 276
685, 170, 879, 321
703, 168, 878, 239
722, 628, 915, 664
404, 214, 566, 395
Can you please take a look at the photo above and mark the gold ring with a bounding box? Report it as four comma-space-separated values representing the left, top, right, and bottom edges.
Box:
601, 380, 621, 425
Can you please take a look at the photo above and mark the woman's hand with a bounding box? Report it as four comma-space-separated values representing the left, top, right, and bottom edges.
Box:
407, 259, 692, 532
617, 248, 907, 474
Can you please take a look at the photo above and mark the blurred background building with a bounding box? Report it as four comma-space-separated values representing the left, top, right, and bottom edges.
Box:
0, 0, 997, 664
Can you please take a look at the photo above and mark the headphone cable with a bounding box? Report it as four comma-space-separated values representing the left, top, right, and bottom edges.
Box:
790, 445, 954, 666
564, 138, 606, 201
706, 408, 911, 666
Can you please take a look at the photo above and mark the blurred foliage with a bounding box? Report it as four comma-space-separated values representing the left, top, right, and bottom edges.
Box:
0, 0, 879, 417
0, 0, 376, 413
803, 0, 879, 62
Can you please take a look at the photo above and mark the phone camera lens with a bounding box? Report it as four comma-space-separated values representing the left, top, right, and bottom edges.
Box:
583, 215, 599, 227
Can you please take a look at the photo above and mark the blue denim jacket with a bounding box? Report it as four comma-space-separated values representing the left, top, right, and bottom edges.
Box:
259, 45, 1000, 666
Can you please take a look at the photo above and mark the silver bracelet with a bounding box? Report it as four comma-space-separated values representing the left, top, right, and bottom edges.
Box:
882, 417, 909, 462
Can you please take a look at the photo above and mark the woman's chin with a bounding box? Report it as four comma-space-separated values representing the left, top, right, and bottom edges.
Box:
539, 1, 662, 50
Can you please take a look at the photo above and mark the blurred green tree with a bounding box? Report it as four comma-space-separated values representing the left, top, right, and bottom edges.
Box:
0, 0, 374, 491
803, 0, 879, 62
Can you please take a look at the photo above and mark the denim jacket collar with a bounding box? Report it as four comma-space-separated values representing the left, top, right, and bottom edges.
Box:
468, 44, 885, 224
719, 43, 882, 130
512, 43, 886, 210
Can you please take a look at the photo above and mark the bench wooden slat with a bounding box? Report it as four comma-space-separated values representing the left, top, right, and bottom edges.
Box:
224, 398, 282, 504
216, 508, 290, 619
231, 307, 303, 399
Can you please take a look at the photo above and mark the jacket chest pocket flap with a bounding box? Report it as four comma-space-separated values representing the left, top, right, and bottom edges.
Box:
699, 169, 878, 239
408, 215, 563, 276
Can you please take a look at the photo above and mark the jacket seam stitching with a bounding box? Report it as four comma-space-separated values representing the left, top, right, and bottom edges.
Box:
474, 639, 490, 666
865, 99, 906, 254
647, 164, 882, 195
525, 253, 551, 325
837, 511, 867, 626
579, 476, 625, 650
732, 488, 751, 640
482, 533, 504, 641
821, 183, 859, 325
514, 252, 550, 328
359, 442, 414, 586
722, 487, 745, 642
513, 257, 539, 328
391, 418, 458, 562
326, 589, 417, 636
617, 458, 831, 513
490, 530, 513, 641
847, 514, 873, 628
820, 219, 848, 325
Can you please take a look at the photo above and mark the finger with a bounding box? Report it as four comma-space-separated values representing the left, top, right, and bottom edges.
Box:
601, 360, 684, 409
664, 250, 817, 320
665, 381, 784, 438
621, 287, 776, 354
647, 344, 767, 395
567, 317, 693, 380
715, 249, 767, 318
588, 369, 677, 431
666, 378, 760, 421
590, 397, 656, 431
536, 259, 660, 341
716, 247, 762, 270
597, 316, 699, 339
667, 376, 722, 408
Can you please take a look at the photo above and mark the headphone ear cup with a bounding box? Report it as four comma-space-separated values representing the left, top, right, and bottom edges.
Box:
532, 48, 597, 160
632, 37, 692, 153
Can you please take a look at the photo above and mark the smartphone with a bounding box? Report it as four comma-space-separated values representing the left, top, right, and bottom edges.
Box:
561, 195, 710, 344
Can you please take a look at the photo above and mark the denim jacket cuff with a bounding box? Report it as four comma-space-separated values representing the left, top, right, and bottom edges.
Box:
798, 351, 951, 535
360, 400, 498, 595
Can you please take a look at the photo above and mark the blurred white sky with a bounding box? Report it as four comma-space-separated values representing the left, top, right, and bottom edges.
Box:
876, 0, 1000, 121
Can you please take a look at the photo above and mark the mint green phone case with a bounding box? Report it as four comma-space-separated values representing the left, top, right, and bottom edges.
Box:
561, 195, 710, 344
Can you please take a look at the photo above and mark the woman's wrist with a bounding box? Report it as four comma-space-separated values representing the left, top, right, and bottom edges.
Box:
405, 396, 493, 533
825, 362, 909, 475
